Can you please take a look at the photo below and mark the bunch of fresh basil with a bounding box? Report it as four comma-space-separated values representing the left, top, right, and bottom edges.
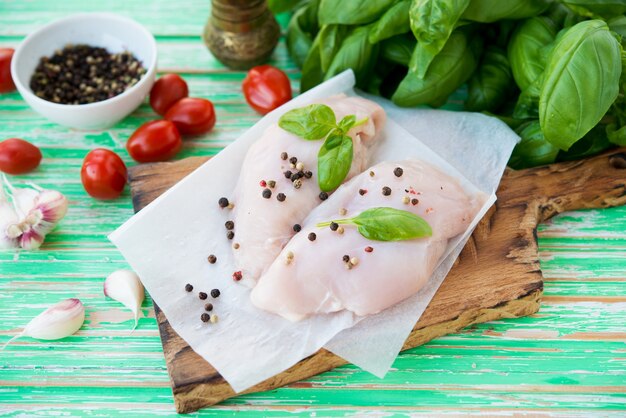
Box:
275, 0, 626, 168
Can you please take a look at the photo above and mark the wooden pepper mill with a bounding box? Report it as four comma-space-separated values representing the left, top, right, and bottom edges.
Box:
203, 0, 280, 70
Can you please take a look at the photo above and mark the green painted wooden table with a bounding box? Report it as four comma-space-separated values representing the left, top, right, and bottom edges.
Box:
1, 1, 625, 416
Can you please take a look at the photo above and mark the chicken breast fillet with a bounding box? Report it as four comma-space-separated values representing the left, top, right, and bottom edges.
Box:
250, 159, 486, 321
232, 94, 386, 284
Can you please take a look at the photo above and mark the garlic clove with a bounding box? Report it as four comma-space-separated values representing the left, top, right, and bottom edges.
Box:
104, 270, 145, 330
18, 227, 45, 250
1, 298, 85, 350
35, 190, 68, 225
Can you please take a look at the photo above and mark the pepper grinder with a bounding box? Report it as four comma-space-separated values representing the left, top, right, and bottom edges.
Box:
203, 0, 280, 70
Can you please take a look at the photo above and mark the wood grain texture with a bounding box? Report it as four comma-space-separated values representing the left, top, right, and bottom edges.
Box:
128, 149, 626, 413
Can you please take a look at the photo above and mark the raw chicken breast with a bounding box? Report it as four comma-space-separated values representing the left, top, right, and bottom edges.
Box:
232, 94, 385, 284
250, 159, 486, 321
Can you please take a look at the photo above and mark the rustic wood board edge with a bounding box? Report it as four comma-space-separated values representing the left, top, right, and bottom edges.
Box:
128, 149, 626, 414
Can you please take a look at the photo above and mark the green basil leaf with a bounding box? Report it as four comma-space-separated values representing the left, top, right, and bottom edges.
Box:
352, 207, 432, 241
337, 115, 356, 133
381, 35, 416, 66
508, 17, 557, 91
465, 46, 513, 112
409, 0, 471, 78
317, 133, 353, 192
300, 34, 324, 93
268, 0, 305, 14
287, 7, 314, 69
279, 104, 337, 140
539, 20, 622, 151
607, 123, 626, 146
608, 15, 626, 39
461, 0, 551, 23
513, 74, 542, 119
509, 121, 559, 169
561, 1, 626, 18
369, 0, 411, 44
393, 30, 480, 107
557, 125, 613, 161
318, 25, 349, 73
318, 0, 396, 25
324, 25, 380, 89
301, 0, 321, 34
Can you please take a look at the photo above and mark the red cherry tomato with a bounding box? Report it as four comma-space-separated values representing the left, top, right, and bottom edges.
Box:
126, 120, 182, 163
0, 48, 15, 93
164, 98, 216, 135
81, 149, 127, 200
0, 138, 42, 174
149, 74, 189, 116
242, 65, 292, 115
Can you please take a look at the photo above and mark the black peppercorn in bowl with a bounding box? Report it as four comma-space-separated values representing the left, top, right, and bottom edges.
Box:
10, 13, 157, 130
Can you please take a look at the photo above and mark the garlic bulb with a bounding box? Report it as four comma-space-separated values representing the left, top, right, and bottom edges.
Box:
104, 270, 145, 330
1, 298, 85, 350
1, 175, 68, 250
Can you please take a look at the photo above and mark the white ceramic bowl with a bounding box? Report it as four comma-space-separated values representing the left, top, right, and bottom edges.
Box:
11, 13, 157, 130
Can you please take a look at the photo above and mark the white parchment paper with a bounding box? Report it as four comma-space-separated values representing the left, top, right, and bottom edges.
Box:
109, 70, 519, 392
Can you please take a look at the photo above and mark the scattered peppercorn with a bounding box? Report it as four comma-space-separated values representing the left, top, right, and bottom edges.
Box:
185, 283, 193, 292
262, 188, 272, 199
218, 197, 229, 208
319, 192, 328, 200
308, 232, 316, 241
293, 224, 302, 232
330, 222, 338, 231
394, 167, 404, 177
402, 196, 410, 204
337, 226, 345, 234
30, 44, 146, 105
280, 152, 288, 160
211, 288, 221, 297
342, 255, 350, 262
365, 246, 373, 253
226, 231, 235, 240
268, 180, 276, 188
225, 220, 234, 230
290, 163, 296, 169
207, 254, 217, 264
259, 180, 267, 187
284, 170, 292, 179
350, 257, 359, 266
232, 270, 242, 281
204, 303, 213, 311
339, 208, 347, 216
201, 313, 210, 322
210, 314, 218, 323
233, 242, 240, 250
369, 171, 375, 177
289, 156, 297, 164
285, 251, 295, 265
382, 186, 391, 196
304, 171, 313, 179
290, 172, 302, 181
277, 193, 286, 202
411, 198, 419, 206
199, 292, 208, 300
359, 189, 367, 196
293, 179, 302, 189
295, 162, 304, 171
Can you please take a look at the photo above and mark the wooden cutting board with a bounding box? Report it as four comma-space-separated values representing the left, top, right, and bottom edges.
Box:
128, 149, 626, 414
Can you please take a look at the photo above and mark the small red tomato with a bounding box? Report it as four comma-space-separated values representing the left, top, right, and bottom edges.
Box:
0, 138, 42, 174
0, 48, 15, 93
81, 149, 127, 200
126, 120, 182, 163
150, 74, 189, 116
242, 65, 292, 115
165, 98, 216, 135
